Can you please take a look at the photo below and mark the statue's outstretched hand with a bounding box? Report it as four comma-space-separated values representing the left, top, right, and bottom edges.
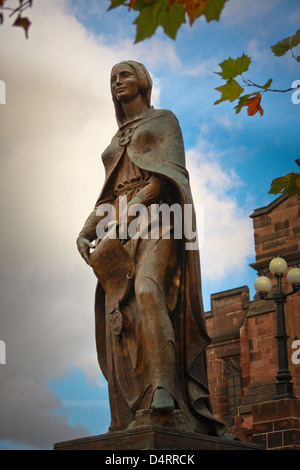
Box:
76, 236, 95, 267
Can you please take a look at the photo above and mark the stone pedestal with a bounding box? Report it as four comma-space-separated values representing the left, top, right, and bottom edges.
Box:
54, 410, 263, 451
251, 398, 300, 449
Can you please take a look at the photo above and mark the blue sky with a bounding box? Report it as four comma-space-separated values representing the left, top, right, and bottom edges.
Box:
0, 0, 299, 449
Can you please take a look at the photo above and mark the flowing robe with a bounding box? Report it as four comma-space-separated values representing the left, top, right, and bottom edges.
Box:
80, 107, 225, 435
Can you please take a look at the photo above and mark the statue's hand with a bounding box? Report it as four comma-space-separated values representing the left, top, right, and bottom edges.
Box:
76, 236, 95, 267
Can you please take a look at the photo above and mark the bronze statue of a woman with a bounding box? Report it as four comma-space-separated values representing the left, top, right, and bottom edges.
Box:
76, 61, 225, 436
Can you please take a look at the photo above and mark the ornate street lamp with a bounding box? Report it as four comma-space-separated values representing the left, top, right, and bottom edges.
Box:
254, 256, 300, 400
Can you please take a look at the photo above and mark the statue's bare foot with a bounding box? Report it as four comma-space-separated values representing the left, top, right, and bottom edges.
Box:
151, 388, 175, 414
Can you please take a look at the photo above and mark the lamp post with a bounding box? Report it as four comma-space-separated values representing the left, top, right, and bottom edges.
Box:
254, 256, 300, 400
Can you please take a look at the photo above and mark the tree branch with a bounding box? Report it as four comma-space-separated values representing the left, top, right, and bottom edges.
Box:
241, 74, 299, 94
1, 0, 32, 18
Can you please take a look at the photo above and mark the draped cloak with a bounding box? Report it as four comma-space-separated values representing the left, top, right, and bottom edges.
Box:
90, 107, 225, 436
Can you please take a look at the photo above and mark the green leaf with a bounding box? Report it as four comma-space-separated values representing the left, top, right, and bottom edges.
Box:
131, 0, 155, 10
216, 54, 251, 80
268, 172, 300, 197
107, 0, 229, 42
107, 0, 127, 11
262, 78, 273, 89
271, 28, 300, 56
286, 175, 300, 197
133, 0, 185, 43
234, 93, 255, 114
202, 0, 229, 22
214, 79, 244, 105
269, 174, 292, 194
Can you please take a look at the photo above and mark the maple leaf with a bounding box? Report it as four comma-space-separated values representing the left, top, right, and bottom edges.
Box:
107, 0, 127, 9
13, 14, 31, 38
202, 0, 228, 22
133, 0, 185, 42
129, 0, 143, 9
129, 0, 137, 8
271, 28, 300, 57
244, 94, 263, 116
216, 54, 251, 80
168, 0, 208, 25
214, 78, 244, 105
269, 171, 300, 198
108, 0, 229, 42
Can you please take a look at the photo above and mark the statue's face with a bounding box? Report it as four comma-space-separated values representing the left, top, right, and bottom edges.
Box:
111, 64, 140, 102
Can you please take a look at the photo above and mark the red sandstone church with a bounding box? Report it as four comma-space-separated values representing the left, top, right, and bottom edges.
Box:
206, 194, 300, 450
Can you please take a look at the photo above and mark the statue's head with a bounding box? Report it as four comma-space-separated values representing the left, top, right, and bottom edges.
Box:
111, 61, 152, 127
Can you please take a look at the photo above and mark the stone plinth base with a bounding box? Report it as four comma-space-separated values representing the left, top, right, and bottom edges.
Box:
54, 427, 263, 451
251, 398, 300, 449
54, 409, 263, 450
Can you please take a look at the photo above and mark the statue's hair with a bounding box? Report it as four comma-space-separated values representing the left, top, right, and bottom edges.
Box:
111, 60, 153, 127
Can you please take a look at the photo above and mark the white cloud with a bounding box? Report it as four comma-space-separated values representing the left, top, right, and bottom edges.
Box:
246, 38, 271, 65
215, 113, 243, 130
186, 141, 253, 281
222, 0, 282, 28
183, 57, 220, 77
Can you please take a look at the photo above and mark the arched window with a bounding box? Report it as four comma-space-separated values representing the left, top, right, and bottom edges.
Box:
224, 357, 242, 423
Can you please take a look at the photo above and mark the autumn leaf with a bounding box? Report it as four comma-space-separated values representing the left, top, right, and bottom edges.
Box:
243, 94, 263, 116
167, 0, 208, 26
129, 0, 137, 8
129, 0, 147, 9
182, 0, 208, 26
169, 0, 229, 24
234, 93, 253, 114
108, 0, 229, 42
13, 14, 31, 38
